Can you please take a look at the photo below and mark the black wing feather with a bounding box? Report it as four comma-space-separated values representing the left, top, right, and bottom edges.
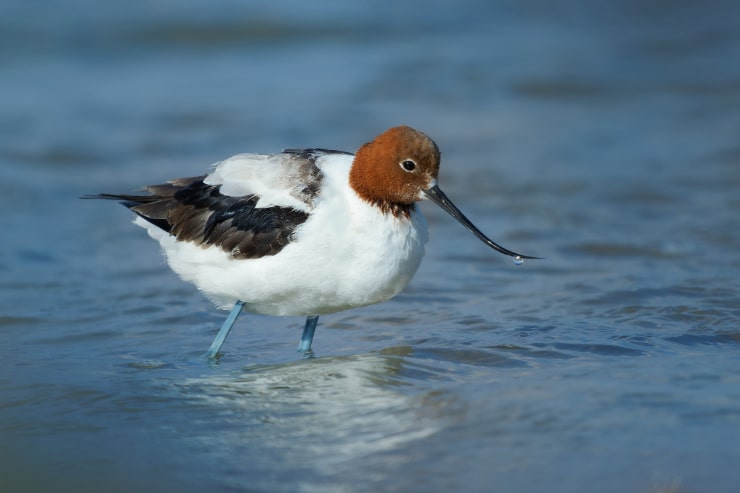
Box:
85, 176, 310, 259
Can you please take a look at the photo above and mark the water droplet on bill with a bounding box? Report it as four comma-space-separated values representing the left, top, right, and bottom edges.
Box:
513, 256, 524, 266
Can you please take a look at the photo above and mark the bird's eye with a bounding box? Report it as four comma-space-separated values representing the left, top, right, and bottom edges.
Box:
400, 159, 416, 172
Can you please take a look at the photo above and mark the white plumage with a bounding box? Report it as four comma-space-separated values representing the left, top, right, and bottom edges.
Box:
138, 152, 427, 314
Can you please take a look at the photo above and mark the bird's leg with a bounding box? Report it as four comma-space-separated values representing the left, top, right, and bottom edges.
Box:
297, 315, 319, 353
206, 300, 245, 358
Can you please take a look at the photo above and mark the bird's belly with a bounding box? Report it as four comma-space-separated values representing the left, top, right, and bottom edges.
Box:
142, 208, 428, 316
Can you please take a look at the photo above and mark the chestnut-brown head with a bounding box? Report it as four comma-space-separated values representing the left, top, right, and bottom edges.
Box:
349, 125, 539, 260
349, 126, 441, 207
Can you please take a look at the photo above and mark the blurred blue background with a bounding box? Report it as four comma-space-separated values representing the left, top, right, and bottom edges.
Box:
2, 1, 740, 492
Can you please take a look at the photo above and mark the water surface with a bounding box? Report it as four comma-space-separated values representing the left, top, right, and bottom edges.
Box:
2, 2, 740, 492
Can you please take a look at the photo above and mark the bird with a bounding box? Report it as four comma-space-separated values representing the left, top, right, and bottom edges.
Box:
86, 126, 537, 358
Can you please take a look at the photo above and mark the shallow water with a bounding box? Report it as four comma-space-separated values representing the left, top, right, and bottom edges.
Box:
2, 1, 740, 492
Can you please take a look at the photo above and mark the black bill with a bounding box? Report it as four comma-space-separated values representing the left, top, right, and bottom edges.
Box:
423, 185, 540, 260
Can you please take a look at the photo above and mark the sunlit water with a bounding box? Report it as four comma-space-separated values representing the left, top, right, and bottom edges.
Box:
2, 2, 740, 492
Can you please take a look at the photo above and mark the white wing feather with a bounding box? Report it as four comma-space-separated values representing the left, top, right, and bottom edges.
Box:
204, 153, 332, 212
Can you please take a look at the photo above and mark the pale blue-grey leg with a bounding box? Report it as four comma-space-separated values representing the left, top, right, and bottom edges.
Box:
206, 300, 245, 358
297, 315, 319, 353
